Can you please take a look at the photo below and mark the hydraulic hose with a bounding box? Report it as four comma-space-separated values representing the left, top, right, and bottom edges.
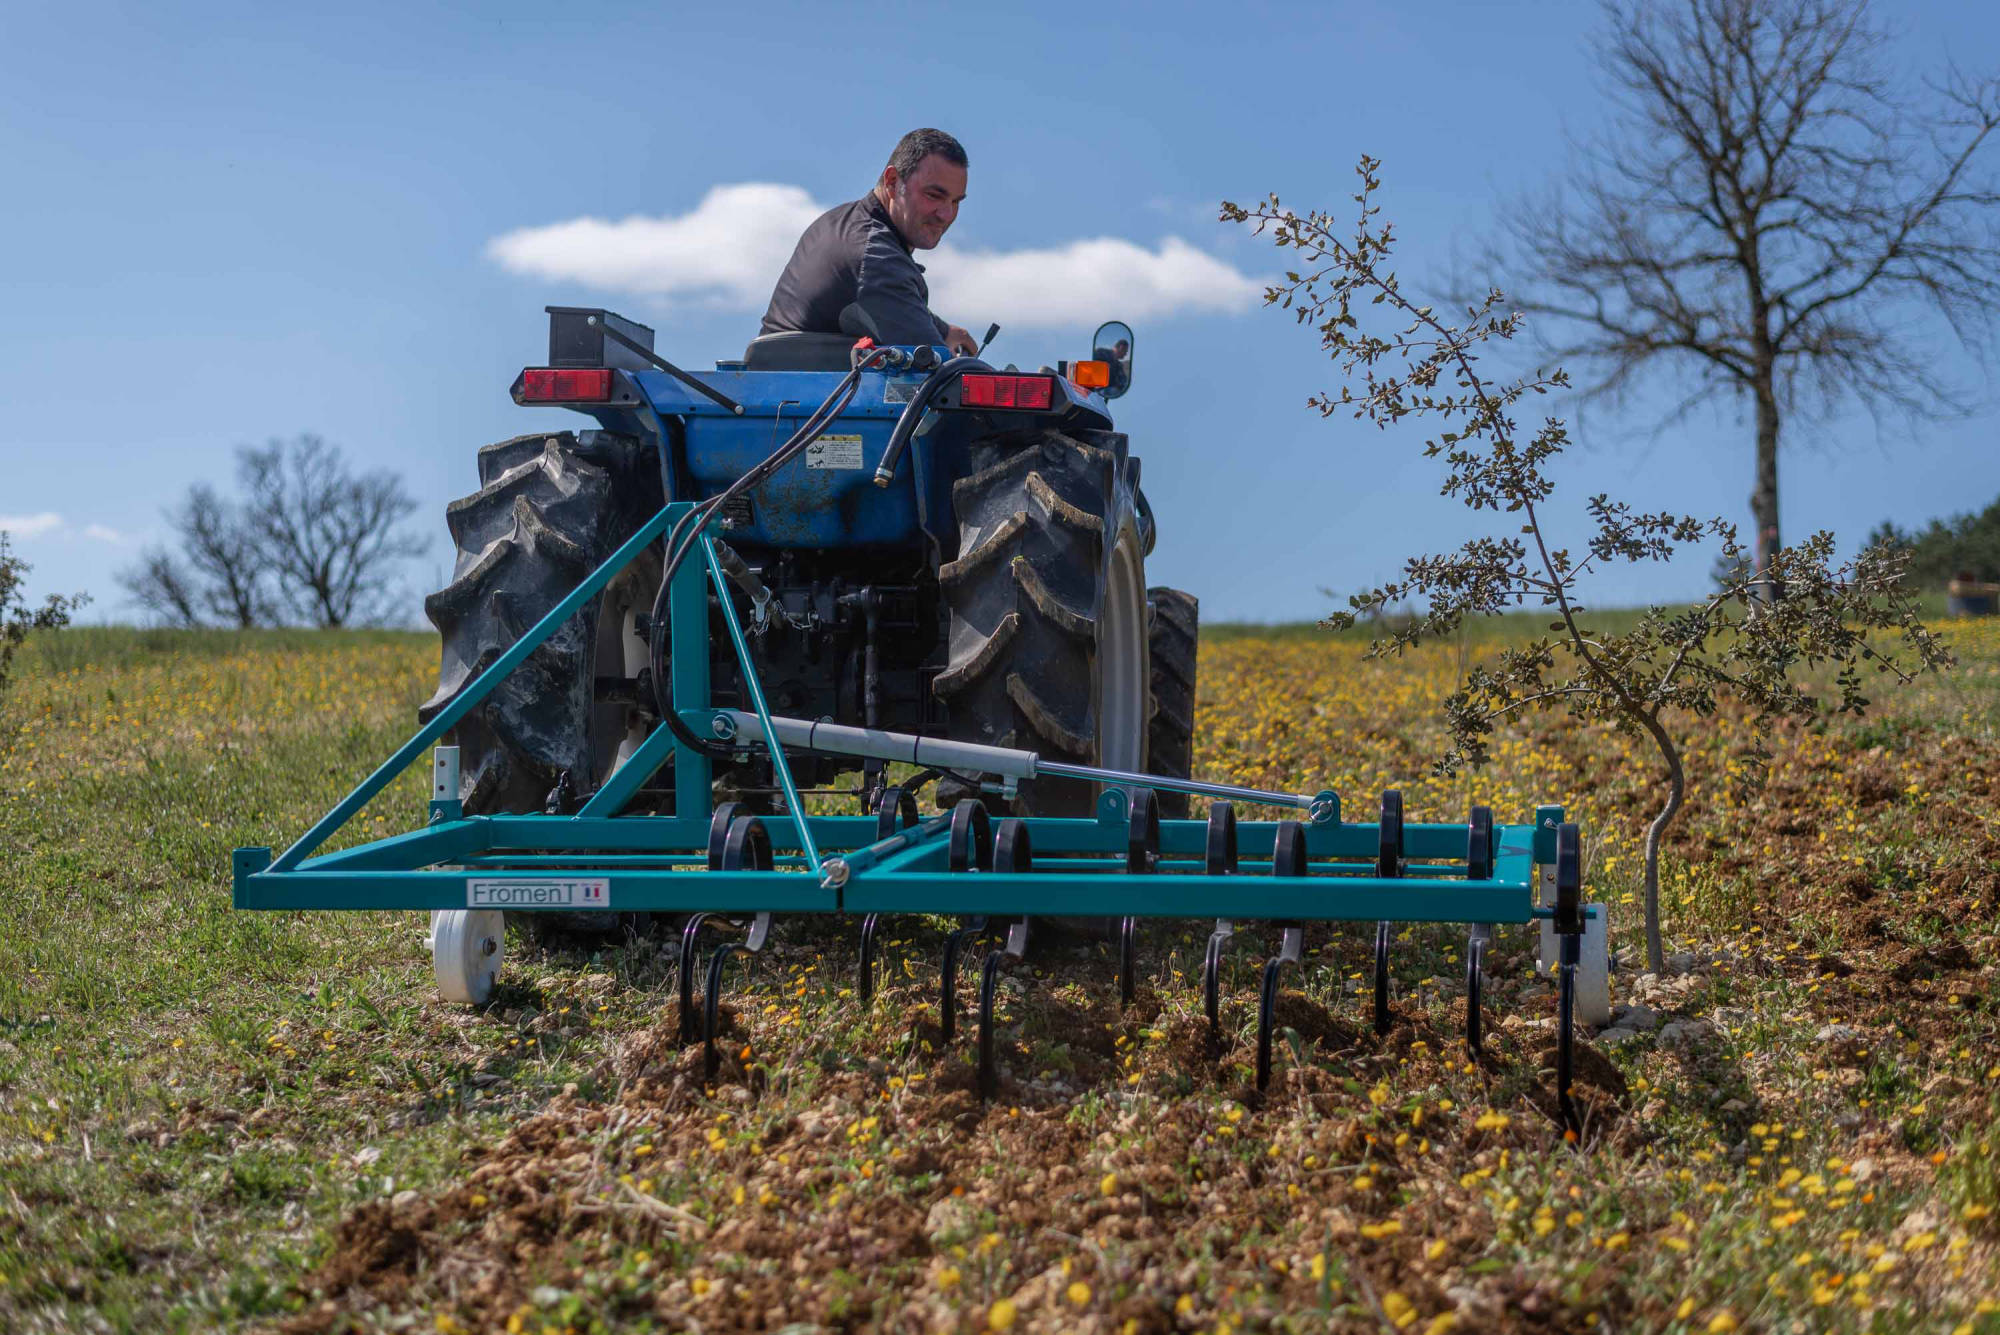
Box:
645, 347, 894, 760
871, 354, 992, 487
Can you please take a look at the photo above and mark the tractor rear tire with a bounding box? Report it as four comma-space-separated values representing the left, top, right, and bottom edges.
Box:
419, 430, 664, 939
934, 427, 1151, 816
1146, 587, 1198, 818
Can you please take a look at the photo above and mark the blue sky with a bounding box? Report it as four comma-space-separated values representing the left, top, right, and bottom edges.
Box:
3, 0, 1995, 624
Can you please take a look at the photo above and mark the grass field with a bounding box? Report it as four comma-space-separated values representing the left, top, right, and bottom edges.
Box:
2, 617, 1998, 1334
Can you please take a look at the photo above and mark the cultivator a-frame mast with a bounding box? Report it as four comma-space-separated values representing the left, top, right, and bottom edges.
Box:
233, 502, 1612, 1127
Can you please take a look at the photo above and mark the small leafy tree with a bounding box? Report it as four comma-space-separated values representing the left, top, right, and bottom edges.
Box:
0, 534, 86, 706
1224, 158, 1953, 971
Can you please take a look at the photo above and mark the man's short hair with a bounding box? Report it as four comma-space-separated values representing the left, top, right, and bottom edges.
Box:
887, 128, 967, 180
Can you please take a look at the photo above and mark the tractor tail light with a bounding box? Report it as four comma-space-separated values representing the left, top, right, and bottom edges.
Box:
959, 374, 1055, 411
520, 368, 614, 402
1070, 360, 1111, 390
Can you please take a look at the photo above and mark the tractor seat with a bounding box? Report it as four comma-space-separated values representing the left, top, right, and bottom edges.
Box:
741, 331, 856, 372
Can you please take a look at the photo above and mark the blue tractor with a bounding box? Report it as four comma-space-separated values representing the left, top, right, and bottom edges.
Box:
418, 308, 1197, 895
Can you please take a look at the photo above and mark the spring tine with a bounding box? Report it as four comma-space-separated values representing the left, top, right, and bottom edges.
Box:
994, 819, 1033, 960
1202, 925, 1232, 1053
678, 912, 714, 1045
1205, 803, 1238, 875
707, 802, 747, 870
876, 785, 917, 841
1373, 921, 1393, 1036
940, 924, 977, 1045
1113, 791, 1158, 1007
858, 913, 881, 1005
976, 949, 1005, 1099
699, 815, 774, 1080
1373, 791, 1403, 1036
1203, 807, 1239, 1053
1256, 953, 1290, 1091
702, 942, 739, 1082
1465, 932, 1486, 1056
948, 800, 993, 873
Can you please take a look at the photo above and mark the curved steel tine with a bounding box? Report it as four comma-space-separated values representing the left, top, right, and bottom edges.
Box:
976, 950, 1006, 1099
700, 815, 773, 1081
994, 819, 1033, 961
1202, 806, 1239, 1052
940, 924, 980, 1045
857, 912, 882, 1005
1465, 932, 1486, 1056
702, 943, 739, 1082
1373, 791, 1403, 1036
1118, 916, 1138, 1007
1373, 920, 1393, 1036
948, 799, 993, 873
678, 912, 714, 1045
707, 801, 747, 871
1115, 792, 1158, 1007
858, 789, 917, 1008
1202, 921, 1233, 1052
1256, 954, 1289, 1091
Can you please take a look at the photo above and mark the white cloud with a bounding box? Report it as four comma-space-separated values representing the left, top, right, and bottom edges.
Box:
486, 183, 824, 309
0, 512, 64, 540
0, 514, 131, 545
483, 184, 1261, 328
926, 237, 1262, 328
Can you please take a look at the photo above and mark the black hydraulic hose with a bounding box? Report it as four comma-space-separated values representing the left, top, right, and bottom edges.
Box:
645, 348, 894, 759
871, 354, 992, 488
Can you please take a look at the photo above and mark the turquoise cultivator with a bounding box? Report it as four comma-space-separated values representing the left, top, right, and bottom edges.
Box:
234, 307, 1612, 1126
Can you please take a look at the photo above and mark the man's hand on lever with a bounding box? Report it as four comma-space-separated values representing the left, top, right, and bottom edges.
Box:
944, 325, 978, 357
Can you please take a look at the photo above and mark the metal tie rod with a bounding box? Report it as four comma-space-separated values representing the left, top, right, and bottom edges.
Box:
716, 710, 1337, 826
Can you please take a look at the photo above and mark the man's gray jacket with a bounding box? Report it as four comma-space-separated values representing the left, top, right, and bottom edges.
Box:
760, 194, 950, 347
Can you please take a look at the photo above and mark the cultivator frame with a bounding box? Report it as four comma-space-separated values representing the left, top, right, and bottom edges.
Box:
234, 502, 1611, 1126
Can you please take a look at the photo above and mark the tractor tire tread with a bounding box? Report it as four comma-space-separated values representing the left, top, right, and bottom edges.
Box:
1146, 587, 1198, 819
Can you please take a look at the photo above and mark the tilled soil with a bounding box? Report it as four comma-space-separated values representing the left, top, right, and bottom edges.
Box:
277, 702, 2000, 1334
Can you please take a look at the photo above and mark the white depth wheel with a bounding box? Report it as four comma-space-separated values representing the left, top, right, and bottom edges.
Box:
431, 909, 506, 1004
1573, 905, 1612, 1027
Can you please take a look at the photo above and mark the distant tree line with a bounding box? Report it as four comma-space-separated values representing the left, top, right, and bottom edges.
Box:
1868, 496, 2000, 586
120, 434, 428, 629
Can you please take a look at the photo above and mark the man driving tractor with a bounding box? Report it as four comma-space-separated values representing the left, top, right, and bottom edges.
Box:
761, 128, 979, 355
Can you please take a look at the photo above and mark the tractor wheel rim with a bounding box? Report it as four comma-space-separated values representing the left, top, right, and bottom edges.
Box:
1098, 527, 1148, 777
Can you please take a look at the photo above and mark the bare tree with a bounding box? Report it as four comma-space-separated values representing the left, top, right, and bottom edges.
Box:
119, 485, 272, 627
117, 547, 203, 628
239, 434, 428, 628
1225, 157, 1949, 971
1495, 0, 2000, 582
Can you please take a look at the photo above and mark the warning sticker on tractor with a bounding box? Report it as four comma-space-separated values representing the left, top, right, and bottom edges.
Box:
467, 878, 610, 908
805, 435, 865, 469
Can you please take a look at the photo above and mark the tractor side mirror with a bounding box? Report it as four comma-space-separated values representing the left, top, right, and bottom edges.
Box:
1090, 321, 1134, 399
